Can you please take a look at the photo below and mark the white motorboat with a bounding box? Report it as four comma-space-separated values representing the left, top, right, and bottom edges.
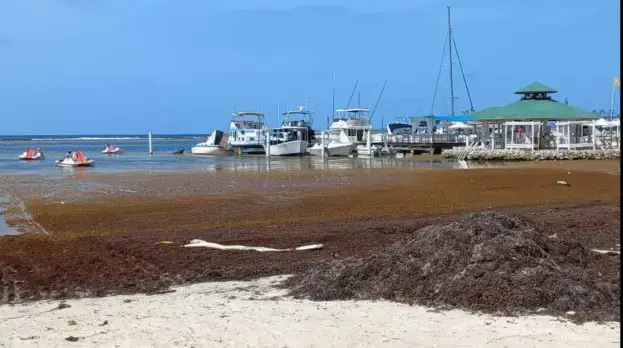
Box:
55, 151, 95, 167
265, 106, 315, 156
227, 111, 266, 155
18, 148, 45, 160
191, 130, 229, 155
101, 144, 124, 155
310, 108, 372, 157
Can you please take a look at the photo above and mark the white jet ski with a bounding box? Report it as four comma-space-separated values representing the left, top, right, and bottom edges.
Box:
102, 145, 124, 154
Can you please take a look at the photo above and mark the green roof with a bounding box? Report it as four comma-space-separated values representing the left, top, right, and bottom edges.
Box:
471, 98, 596, 121
514, 82, 558, 94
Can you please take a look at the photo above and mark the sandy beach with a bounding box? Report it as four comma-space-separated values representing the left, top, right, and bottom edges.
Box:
1, 276, 619, 348
0, 160, 620, 346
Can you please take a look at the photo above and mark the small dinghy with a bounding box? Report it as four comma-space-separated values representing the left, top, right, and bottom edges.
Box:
56, 151, 95, 168
19, 148, 45, 160
102, 144, 124, 155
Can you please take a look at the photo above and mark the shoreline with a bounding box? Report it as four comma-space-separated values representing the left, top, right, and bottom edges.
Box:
0, 275, 619, 347
0, 163, 619, 346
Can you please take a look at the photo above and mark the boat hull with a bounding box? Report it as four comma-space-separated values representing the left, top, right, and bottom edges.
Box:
309, 142, 354, 157
190, 145, 229, 155
19, 155, 45, 161
55, 160, 95, 168
327, 143, 354, 157
230, 144, 265, 155
265, 140, 308, 156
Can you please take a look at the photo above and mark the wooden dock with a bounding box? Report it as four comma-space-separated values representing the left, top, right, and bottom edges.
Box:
383, 134, 467, 154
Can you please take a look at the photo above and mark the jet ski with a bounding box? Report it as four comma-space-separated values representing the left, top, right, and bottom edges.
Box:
102, 144, 124, 154
19, 148, 45, 160
56, 151, 95, 167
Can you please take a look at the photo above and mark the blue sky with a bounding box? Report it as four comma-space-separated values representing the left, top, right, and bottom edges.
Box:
0, 0, 619, 134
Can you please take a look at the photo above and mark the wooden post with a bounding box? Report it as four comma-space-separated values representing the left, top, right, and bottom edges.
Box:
321, 131, 326, 158
530, 123, 534, 152
591, 121, 597, 151
265, 129, 271, 157
366, 128, 372, 156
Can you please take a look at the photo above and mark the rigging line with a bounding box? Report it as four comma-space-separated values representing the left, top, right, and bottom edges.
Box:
345, 80, 359, 109
451, 33, 474, 112
430, 31, 449, 115
369, 80, 388, 122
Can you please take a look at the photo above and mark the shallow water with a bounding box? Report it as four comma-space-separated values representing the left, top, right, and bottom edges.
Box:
0, 137, 511, 175
0, 194, 19, 235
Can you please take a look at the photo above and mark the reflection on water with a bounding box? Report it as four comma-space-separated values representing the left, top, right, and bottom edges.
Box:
0, 194, 19, 236
200, 157, 512, 173
202, 157, 459, 173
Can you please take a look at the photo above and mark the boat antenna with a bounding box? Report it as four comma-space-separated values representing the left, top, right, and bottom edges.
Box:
369, 80, 388, 122
332, 72, 336, 121
448, 6, 455, 117
277, 103, 280, 125
345, 80, 359, 109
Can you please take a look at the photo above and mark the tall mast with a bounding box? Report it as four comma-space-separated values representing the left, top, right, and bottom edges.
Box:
447, 6, 455, 117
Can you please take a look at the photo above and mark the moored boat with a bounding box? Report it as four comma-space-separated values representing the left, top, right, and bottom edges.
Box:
191, 130, 229, 155
309, 108, 371, 157
265, 106, 315, 156
227, 111, 266, 155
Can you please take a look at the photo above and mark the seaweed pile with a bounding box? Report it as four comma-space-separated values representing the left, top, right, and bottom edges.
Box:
284, 212, 620, 322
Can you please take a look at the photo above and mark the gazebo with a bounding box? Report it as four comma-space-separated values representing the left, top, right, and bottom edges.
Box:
470, 82, 597, 150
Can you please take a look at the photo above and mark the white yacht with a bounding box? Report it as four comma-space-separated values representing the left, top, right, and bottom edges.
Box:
227, 111, 266, 155
191, 130, 228, 155
310, 108, 374, 157
265, 106, 315, 156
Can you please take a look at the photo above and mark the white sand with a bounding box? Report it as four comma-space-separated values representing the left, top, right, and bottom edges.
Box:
0, 276, 619, 348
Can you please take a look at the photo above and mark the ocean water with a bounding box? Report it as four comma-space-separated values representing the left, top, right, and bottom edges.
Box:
0, 134, 495, 175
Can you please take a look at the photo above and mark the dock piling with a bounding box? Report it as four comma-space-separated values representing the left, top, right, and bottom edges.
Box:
148, 131, 153, 156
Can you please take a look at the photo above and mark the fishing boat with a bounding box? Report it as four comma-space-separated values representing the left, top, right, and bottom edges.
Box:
265, 106, 315, 156
55, 151, 95, 167
310, 108, 373, 156
191, 130, 228, 155
227, 111, 266, 155
101, 144, 124, 154
18, 148, 45, 160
